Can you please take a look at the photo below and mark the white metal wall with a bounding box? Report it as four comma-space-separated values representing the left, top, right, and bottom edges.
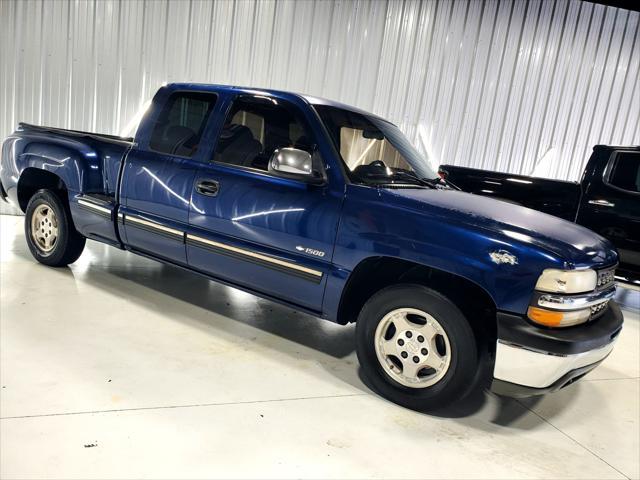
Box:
1, 0, 639, 182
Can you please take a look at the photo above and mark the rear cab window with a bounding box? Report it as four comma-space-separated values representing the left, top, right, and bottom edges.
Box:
149, 91, 218, 158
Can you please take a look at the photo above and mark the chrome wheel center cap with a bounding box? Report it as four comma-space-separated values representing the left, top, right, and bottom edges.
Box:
405, 337, 420, 354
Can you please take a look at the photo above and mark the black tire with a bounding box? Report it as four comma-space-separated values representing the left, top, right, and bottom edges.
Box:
356, 284, 478, 411
24, 189, 86, 267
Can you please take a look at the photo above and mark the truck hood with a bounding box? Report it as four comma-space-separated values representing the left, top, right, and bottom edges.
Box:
383, 188, 618, 267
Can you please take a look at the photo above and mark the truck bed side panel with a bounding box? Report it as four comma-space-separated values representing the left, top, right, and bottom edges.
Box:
0, 126, 132, 245
441, 165, 581, 221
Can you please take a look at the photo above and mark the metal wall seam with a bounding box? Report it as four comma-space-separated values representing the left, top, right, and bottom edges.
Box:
1, 0, 638, 181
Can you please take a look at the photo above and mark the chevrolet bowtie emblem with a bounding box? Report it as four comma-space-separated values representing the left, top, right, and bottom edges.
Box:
489, 250, 518, 265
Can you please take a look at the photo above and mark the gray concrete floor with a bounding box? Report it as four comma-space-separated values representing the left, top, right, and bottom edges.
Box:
1, 214, 638, 479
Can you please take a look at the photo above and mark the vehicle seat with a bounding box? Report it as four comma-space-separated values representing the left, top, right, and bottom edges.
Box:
164, 125, 197, 156
215, 124, 262, 167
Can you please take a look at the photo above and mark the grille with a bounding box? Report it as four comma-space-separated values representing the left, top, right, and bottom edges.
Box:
590, 267, 616, 321
590, 300, 610, 320
596, 268, 616, 290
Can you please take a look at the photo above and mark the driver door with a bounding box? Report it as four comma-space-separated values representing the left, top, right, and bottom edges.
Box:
186, 95, 343, 311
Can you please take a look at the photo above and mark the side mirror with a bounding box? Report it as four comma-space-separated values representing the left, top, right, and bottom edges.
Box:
268, 148, 325, 184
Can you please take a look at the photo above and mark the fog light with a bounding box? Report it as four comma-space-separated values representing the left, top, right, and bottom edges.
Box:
527, 306, 591, 328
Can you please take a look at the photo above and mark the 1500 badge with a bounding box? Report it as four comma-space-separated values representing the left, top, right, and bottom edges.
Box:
296, 246, 326, 258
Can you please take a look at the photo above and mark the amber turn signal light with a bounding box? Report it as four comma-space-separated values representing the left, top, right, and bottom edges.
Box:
527, 306, 591, 328
527, 307, 563, 327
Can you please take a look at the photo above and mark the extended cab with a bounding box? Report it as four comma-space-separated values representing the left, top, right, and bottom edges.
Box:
0, 84, 624, 409
441, 145, 640, 285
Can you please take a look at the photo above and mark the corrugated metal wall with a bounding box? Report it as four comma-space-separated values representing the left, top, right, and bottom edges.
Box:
1, 0, 638, 182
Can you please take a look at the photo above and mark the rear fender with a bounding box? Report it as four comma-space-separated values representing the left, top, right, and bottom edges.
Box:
1, 133, 102, 202
18, 140, 101, 193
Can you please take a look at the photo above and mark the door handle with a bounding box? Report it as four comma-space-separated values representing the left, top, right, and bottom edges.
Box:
196, 179, 220, 197
588, 199, 615, 208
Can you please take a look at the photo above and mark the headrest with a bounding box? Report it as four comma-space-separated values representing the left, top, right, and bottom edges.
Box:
219, 124, 253, 141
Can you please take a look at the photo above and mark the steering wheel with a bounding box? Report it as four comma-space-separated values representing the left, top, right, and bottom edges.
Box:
369, 160, 386, 168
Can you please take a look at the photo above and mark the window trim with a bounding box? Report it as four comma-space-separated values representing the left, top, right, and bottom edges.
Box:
209, 94, 327, 182
603, 151, 640, 196
146, 90, 219, 160
308, 104, 353, 185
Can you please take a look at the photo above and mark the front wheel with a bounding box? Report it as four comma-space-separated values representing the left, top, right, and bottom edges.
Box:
24, 189, 86, 267
356, 284, 479, 411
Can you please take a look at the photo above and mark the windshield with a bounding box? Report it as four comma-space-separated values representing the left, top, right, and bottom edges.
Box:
314, 105, 437, 186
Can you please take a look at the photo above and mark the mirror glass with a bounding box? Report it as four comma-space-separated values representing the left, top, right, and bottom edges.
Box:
269, 148, 313, 176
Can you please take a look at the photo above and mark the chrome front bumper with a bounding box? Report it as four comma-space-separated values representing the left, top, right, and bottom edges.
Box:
493, 340, 616, 389
491, 302, 623, 397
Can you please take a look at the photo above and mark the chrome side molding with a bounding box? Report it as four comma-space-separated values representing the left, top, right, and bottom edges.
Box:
186, 233, 323, 280
77, 199, 112, 215
120, 212, 324, 282
125, 215, 183, 237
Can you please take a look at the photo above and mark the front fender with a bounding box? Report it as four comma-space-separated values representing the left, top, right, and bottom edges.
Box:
324, 186, 566, 318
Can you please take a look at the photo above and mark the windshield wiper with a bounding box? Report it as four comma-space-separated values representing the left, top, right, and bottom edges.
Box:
421, 176, 460, 190
354, 167, 437, 188
387, 170, 436, 188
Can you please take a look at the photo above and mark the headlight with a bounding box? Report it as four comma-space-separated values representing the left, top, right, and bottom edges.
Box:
529, 268, 613, 328
535, 268, 597, 294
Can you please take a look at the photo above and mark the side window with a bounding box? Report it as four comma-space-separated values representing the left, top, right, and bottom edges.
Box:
213, 96, 315, 171
230, 110, 264, 144
149, 92, 217, 157
608, 152, 640, 193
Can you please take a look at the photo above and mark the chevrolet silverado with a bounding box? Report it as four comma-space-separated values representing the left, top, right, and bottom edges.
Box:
0, 84, 623, 409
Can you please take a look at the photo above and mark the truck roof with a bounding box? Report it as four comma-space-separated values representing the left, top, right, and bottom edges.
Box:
164, 82, 388, 122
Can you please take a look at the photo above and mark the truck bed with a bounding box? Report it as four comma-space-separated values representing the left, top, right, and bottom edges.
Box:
1, 122, 137, 247
440, 164, 581, 221
18, 122, 134, 146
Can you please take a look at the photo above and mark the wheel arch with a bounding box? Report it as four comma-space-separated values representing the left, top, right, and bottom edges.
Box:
336, 256, 498, 350
17, 168, 69, 212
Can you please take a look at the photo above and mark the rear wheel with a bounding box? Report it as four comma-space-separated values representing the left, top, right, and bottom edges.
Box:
356, 284, 478, 411
24, 189, 85, 267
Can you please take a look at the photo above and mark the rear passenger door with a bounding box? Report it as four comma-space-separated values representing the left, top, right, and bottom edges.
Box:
120, 90, 218, 265
186, 95, 343, 311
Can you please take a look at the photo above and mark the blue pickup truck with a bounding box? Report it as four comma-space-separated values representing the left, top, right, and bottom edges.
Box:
0, 84, 623, 410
